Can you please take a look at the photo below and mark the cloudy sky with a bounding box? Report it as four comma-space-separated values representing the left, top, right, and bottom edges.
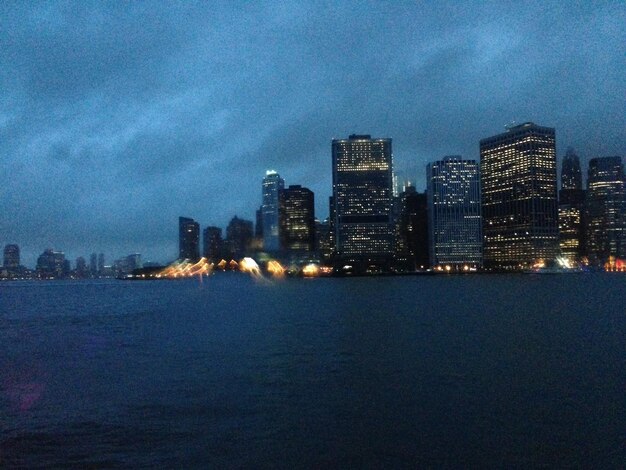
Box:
1, 1, 624, 266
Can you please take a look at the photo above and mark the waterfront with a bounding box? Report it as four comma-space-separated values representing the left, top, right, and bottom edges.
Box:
1, 274, 624, 467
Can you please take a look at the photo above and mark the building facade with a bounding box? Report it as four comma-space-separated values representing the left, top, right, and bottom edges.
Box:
3, 244, 20, 269
585, 156, 626, 265
332, 134, 395, 273
396, 186, 430, 271
203, 226, 223, 262
226, 216, 253, 260
279, 185, 315, 255
179, 216, 200, 261
262, 170, 285, 252
427, 157, 482, 269
558, 148, 586, 262
480, 122, 559, 269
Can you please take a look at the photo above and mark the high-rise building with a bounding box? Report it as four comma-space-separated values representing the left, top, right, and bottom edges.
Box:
279, 185, 315, 255
3, 244, 20, 269
226, 216, 253, 260
75, 256, 88, 278
36, 248, 67, 279
332, 134, 395, 273
89, 253, 98, 276
179, 216, 200, 261
480, 122, 559, 269
203, 226, 223, 261
427, 157, 482, 269
98, 253, 105, 273
397, 186, 430, 270
558, 148, 586, 262
262, 171, 284, 252
585, 156, 626, 265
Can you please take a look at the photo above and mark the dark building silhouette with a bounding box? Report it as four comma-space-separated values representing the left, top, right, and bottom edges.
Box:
280, 185, 315, 256
179, 216, 200, 261
316, 218, 333, 264
98, 253, 105, 273
36, 248, 67, 279
203, 226, 223, 261
558, 148, 586, 262
90, 253, 98, 276
3, 244, 20, 269
427, 157, 482, 269
585, 156, 626, 265
396, 186, 429, 270
255, 206, 263, 239
332, 134, 395, 273
262, 171, 284, 252
226, 216, 253, 260
480, 123, 559, 269
75, 256, 88, 278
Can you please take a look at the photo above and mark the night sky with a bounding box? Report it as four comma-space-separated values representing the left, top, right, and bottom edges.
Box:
2, 1, 624, 266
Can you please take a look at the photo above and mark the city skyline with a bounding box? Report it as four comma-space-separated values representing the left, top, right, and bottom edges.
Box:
1, 2, 624, 266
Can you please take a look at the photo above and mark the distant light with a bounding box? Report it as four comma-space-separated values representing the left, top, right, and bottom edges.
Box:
266, 170, 277, 176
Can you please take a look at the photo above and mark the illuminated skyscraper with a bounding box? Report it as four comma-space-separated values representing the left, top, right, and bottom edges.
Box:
179, 216, 200, 261
332, 134, 394, 273
558, 148, 586, 262
480, 122, 559, 269
262, 170, 285, 252
427, 157, 482, 269
585, 156, 626, 265
279, 185, 315, 255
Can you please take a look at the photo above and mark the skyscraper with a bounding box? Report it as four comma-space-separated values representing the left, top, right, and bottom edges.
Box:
585, 156, 626, 265
90, 252, 98, 276
558, 148, 586, 262
396, 186, 430, 271
279, 185, 315, 256
179, 216, 200, 261
332, 134, 395, 273
3, 244, 20, 269
427, 157, 482, 269
262, 170, 284, 252
203, 226, 223, 261
480, 122, 559, 269
226, 216, 253, 260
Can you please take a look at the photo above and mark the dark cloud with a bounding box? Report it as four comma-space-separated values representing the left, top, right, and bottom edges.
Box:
1, 1, 624, 266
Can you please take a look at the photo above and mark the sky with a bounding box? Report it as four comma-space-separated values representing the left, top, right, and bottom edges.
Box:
1, 0, 624, 267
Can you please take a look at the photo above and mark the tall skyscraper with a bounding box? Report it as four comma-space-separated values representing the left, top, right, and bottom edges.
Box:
226, 216, 253, 260
585, 156, 626, 265
279, 185, 315, 256
3, 244, 20, 269
98, 253, 105, 274
179, 216, 200, 261
90, 253, 98, 276
558, 148, 586, 262
480, 122, 559, 269
396, 186, 430, 271
332, 134, 395, 273
262, 170, 284, 252
427, 157, 482, 269
36, 248, 67, 279
203, 226, 223, 261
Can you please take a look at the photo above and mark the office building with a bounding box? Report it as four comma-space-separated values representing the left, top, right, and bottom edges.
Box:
480, 122, 559, 269
98, 253, 105, 273
397, 186, 430, 270
280, 185, 315, 254
558, 148, 586, 262
332, 134, 395, 273
179, 216, 200, 261
427, 157, 482, 269
262, 170, 284, 252
36, 248, 67, 279
585, 156, 626, 265
226, 216, 253, 259
203, 226, 223, 261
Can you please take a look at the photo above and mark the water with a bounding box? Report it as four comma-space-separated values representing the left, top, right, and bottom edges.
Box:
1, 274, 624, 468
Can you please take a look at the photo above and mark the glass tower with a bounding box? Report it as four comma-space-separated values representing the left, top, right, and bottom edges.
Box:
585, 156, 626, 265
332, 134, 394, 273
558, 148, 586, 262
480, 122, 559, 269
279, 185, 315, 254
427, 157, 482, 269
179, 216, 200, 261
262, 170, 284, 252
